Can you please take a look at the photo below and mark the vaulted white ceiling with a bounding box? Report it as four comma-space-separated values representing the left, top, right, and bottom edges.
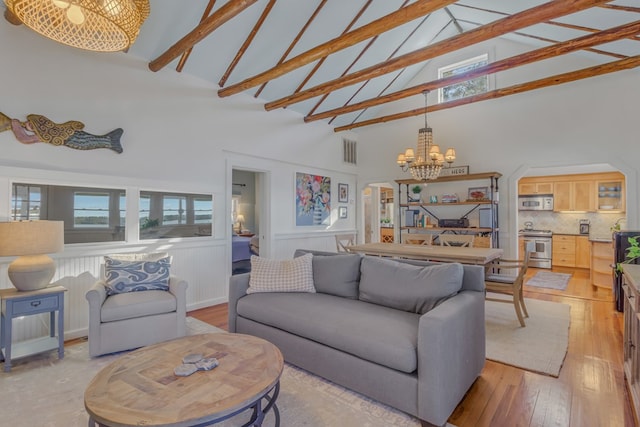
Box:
5, 0, 639, 131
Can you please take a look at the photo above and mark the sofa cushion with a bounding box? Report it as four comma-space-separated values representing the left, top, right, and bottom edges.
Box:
104, 256, 171, 295
359, 257, 463, 314
236, 292, 419, 373
248, 253, 315, 294
101, 290, 177, 322
294, 250, 361, 299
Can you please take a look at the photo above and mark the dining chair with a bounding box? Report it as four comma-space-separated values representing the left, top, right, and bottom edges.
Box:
484, 241, 534, 327
335, 233, 356, 252
401, 232, 432, 246
438, 234, 475, 247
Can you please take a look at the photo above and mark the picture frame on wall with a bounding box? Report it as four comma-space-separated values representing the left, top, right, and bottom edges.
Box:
339, 206, 347, 219
338, 183, 348, 203
467, 186, 489, 201
295, 172, 331, 226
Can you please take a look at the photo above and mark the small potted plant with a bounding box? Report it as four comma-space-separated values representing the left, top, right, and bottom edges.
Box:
617, 235, 640, 274
410, 185, 423, 202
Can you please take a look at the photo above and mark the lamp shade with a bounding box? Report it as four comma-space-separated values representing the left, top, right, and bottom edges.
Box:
4, 0, 150, 52
0, 220, 64, 256
0, 221, 64, 291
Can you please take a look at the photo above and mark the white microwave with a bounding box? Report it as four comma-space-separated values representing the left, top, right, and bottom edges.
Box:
518, 195, 553, 211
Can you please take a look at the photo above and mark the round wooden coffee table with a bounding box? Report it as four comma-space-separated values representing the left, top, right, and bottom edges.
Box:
84, 333, 283, 426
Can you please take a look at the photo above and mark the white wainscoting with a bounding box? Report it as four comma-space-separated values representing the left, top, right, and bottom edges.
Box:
0, 239, 227, 342
0, 232, 355, 343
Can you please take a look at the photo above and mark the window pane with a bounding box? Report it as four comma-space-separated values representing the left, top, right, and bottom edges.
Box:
11, 183, 126, 244
74, 192, 109, 228
439, 54, 489, 103
12, 184, 41, 221
139, 191, 212, 239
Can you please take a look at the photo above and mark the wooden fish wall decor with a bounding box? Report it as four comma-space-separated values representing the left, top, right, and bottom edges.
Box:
0, 112, 123, 153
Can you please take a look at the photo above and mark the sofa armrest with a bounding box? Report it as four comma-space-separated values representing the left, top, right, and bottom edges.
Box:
228, 273, 250, 333
416, 290, 485, 426
86, 280, 107, 309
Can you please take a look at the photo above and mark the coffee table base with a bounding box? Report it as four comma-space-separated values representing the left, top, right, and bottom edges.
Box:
88, 381, 280, 427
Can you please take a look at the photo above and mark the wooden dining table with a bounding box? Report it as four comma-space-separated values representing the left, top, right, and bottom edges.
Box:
346, 242, 503, 265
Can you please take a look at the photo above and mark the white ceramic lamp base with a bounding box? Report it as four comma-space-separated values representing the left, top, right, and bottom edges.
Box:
8, 254, 56, 291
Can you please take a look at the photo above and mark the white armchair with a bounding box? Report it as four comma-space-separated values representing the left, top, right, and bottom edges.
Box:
85, 253, 188, 357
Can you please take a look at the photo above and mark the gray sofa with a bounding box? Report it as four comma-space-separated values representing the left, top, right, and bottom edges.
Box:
228, 250, 486, 427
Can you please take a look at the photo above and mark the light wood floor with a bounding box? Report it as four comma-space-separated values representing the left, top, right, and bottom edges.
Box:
188, 267, 636, 427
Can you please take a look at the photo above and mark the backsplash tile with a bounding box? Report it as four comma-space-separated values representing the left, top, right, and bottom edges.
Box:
518, 211, 626, 239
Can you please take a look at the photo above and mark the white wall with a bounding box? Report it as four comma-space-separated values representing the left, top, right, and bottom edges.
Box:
355, 38, 640, 257
0, 20, 357, 340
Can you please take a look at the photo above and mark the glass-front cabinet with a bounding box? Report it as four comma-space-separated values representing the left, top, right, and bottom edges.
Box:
596, 179, 625, 212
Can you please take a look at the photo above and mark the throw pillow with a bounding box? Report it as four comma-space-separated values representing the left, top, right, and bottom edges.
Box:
104, 256, 172, 295
294, 250, 361, 299
248, 253, 315, 294
358, 256, 463, 314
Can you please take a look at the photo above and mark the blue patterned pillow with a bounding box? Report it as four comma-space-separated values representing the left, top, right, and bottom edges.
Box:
104, 256, 171, 295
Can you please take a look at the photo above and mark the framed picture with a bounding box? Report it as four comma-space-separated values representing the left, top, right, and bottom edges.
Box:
338, 183, 348, 203
296, 172, 331, 226
339, 206, 347, 219
468, 186, 489, 201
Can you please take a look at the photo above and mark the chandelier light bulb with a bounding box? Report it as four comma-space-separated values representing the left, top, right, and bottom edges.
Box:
66, 5, 85, 25
52, 0, 70, 8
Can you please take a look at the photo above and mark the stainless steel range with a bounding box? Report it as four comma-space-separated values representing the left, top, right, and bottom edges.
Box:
519, 229, 552, 269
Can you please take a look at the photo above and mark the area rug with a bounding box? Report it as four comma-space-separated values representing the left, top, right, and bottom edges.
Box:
525, 271, 572, 290
485, 293, 570, 377
1, 317, 456, 427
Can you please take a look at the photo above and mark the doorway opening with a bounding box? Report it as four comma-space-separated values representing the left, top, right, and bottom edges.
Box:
362, 182, 395, 244
231, 169, 264, 275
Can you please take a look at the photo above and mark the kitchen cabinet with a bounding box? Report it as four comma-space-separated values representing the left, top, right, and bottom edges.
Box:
596, 179, 625, 212
575, 236, 591, 269
592, 241, 614, 288
396, 172, 501, 248
551, 235, 591, 269
518, 182, 553, 195
622, 264, 640, 424
553, 181, 595, 212
552, 235, 576, 267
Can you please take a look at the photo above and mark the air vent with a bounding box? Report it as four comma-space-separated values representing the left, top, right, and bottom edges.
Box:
342, 138, 357, 165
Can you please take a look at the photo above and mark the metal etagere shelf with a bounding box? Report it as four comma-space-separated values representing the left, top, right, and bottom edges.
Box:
395, 172, 502, 248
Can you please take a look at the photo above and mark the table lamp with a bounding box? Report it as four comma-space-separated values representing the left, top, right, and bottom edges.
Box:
0, 220, 64, 291
236, 214, 245, 233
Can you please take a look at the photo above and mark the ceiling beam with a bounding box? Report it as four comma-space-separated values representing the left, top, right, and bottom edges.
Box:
306, 0, 411, 116
334, 55, 640, 132
149, 0, 258, 72
293, 0, 375, 97
254, 0, 328, 98
176, 0, 217, 73
306, 20, 640, 123
218, 0, 276, 87
263, 0, 616, 111
455, 3, 640, 42
332, 16, 452, 125
218, 0, 458, 97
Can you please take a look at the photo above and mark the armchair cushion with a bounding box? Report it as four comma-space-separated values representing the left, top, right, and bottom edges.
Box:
100, 289, 177, 322
104, 256, 171, 295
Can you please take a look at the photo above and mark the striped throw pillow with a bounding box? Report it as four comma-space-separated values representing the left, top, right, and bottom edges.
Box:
247, 253, 315, 294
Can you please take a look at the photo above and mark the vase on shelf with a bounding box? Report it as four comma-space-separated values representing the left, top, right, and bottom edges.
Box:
313, 202, 323, 225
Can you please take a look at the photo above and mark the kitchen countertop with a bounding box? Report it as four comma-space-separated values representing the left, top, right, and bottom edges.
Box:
521, 232, 612, 243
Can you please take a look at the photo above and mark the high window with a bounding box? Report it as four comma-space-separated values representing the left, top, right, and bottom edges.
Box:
438, 54, 489, 103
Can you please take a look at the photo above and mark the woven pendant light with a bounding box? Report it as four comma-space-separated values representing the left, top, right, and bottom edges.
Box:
4, 0, 150, 52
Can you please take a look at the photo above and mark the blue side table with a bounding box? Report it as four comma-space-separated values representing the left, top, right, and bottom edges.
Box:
0, 285, 67, 372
